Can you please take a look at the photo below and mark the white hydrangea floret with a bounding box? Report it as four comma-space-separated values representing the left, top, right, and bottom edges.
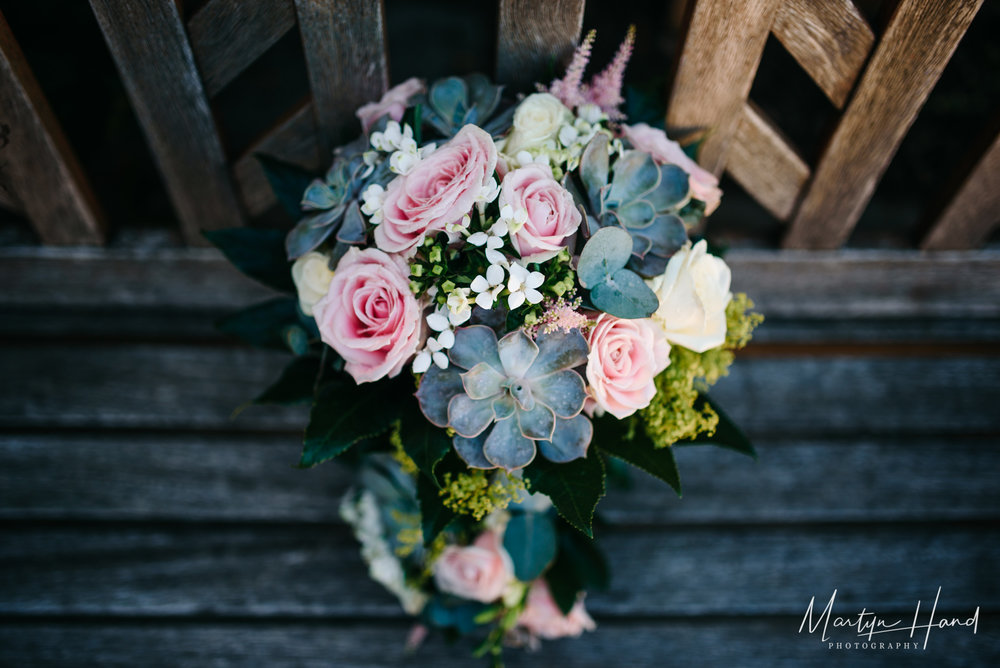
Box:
507, 262, 544, 310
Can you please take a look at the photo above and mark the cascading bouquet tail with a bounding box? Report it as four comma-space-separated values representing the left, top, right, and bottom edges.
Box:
207, 27, 761, 663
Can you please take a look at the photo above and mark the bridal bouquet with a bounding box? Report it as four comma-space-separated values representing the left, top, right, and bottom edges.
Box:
208, 28, 761, 663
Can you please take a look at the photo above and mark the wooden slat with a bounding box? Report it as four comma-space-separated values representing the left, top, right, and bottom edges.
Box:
726, 102, 810, 220
783, 0, 984, 249
4, 247, 998, 319
2, 344, 998, 436
771, 0, 875, 109
89, 0, 245, 244
921, 125, 1000, 250
2, 434, 997, 525
233, 100, 321, 217
666, 0, 781, 175
2, 619, 997, 668
0, 12, 105, 244
1, 524, 996, 616
293, 0, 387, 149
495, 0, 586, 91
187, 0, 297, 98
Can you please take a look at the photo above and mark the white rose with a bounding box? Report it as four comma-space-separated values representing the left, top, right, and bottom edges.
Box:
646, 240, 731, 352
503, 93, 573, 156
291, 251, 335, 316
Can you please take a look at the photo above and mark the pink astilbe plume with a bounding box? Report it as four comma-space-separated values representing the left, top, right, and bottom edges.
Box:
582, 25, 635, 120
544, 29, 596, 109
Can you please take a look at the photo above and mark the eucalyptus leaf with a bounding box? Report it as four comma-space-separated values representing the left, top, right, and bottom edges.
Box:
503, 510, 557, 582
577, 226, 633, 288
523, 451, 605, 537
203, 228, 295, 293
589, 267, 659, 319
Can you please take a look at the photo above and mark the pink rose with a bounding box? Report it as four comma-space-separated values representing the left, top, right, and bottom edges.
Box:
585, 314, 671, 419
622, 123, 722, 215
516, 579, 596, 640
356, 77, 424, 134
313, 247, 422, 384
432, 531, 512, 603
501, 164, 582, 262
375, 124, 498, 254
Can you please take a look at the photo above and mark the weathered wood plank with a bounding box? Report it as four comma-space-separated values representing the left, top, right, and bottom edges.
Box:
3, 247, 998, 319
666, 0, 781, 175
187, 0, 297, 98
783, 0, 984, 249
1, 524, 995, 616
921, 124, 1000, 250
2, 434, 997, 525
771, 0, 875, 109
495, 0, 585, 91
1, 345, 998, 436
726, 102, 810, 221
0, 11, 105, 244
293, 0, 387, 149
233, 100, 321, 217
2, 619, 997, 668
89, 0, 245, 244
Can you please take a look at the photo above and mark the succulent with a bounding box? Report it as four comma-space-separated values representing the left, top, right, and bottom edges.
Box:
416, 325, 592, 471
418, 74, 515, 139
575, 133, 691, 277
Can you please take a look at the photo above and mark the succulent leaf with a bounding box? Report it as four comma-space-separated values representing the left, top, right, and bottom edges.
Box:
497, 330, 539, 379
483, 417, 537, 471
528, 370, 587, 418
415, 365, 465, 427
526, 329, 589, 378
517, 402, 557, 441
461, 362, 507, 400
538, 415, 593, 463
454, 433, 493, 468
449, 325, 503, 372
448, 393, 496, 438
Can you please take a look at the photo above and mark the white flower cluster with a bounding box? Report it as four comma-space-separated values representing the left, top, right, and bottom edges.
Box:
412, 308, 463, 373
369, 121, 436, 175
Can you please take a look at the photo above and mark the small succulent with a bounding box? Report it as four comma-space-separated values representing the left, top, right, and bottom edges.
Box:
575, 133, 691, 277
416, 325, 592, 471
418, 74, 515, 139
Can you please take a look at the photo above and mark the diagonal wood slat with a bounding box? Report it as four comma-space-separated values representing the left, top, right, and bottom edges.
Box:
771, 0, 875, 109
89, 0, 245, 244
726, 102, 810, 221
187, 0, 297, 98
666, 0, 782, 175
294, 0, 387, 150
921, 122, 1000, 250
783, 0, 984, 249
495, 0, 585, 91
0, 11, 105, 244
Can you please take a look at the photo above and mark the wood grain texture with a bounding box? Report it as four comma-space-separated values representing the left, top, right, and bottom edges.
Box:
1, 619, 997, 668
233, 100, 321, 216
726, 102, 810, 220
2, 434, 997, 525
783, 0, 984, 249
921, 125, 1000, 250
2, 344, 998, 436
771, 0, 875, 109
666, 0, 781, 175
89, 0, 245, 244
495, 0, 585, 91
187, 0, 297, 97
0, 11, 105, 244
1, 524, 996, 616
4, 247, 998, 318
293, 0, 387, 150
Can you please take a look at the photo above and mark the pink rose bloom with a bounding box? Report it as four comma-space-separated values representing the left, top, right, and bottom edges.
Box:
355, 77, 424, 134
517, 579, 596, 640
501, 164, 582, 262
622, 123, 722, 215
313, 247, 422, 384
376, 124, 498, 254
432, 531, 512, 603
585, 314, 671, 419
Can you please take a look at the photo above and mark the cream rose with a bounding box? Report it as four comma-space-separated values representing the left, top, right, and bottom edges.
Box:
516, 579, 596, 640
622, 123, 722, 214
432, 531, 513, 603
586, 314, 671, 419
503, 93, 573, 156
646, 240, 731, 352
291, 251, 335, 316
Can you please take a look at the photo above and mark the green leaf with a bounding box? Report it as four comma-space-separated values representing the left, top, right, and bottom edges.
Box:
300, 380, 401, 467
594, 414, 681, 496
523, 451, 605, 538
545, 525, 610, 615
417, 473, 455, 546
400, 407, 453, 484
254, 355, 320, 405
677, 394, 757, 459
502, 510, 557, 582
544, 551, 582, 615
203, 228, 294, 293
216, 298, 298, 349
423, 595, 488, 634
256, 154, 316, 220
